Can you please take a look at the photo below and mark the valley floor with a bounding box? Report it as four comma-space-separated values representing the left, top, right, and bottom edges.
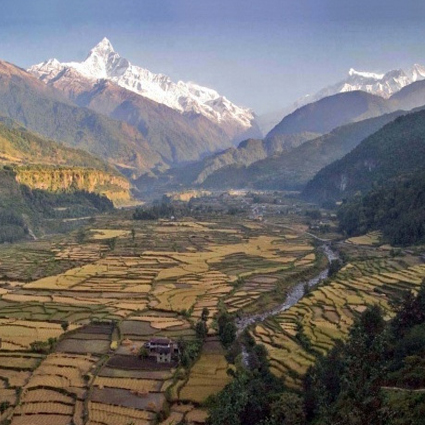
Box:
0, 194, 423, 424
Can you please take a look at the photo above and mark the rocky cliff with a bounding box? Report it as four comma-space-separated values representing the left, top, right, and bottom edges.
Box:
15, 166, 131, 205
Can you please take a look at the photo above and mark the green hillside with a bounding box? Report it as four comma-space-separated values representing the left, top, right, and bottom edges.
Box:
0, 116, 112, 171
338, 171, 425, 245
303, 108, 425, 203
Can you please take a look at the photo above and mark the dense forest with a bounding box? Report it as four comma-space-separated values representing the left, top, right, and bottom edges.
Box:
338, 172, 425, 246
206, 282, 425, 425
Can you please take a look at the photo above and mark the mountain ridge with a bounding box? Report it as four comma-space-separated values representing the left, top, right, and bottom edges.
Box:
258, 63, 425, 134
29, 37, 259, 142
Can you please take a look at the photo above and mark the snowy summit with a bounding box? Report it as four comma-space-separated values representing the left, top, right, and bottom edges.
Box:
29, 38, 255, 131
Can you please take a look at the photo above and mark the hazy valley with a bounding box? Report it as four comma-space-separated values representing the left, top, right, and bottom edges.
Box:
0, 15, 424, 425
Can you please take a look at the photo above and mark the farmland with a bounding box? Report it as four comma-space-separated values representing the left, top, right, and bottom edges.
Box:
0, 194, 322, 424
0, 192, 423, 424
252, 242, 425, 389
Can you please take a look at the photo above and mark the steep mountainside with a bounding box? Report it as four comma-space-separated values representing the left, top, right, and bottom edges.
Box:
37, 76, 237, 164
258, 64, 425, 134
338, 171, 425, 245
16, 166, 131, 205
0, 167, 115, 243
302, 108, 425, 203
29, 38, 260, 142
0, 60, 164, 178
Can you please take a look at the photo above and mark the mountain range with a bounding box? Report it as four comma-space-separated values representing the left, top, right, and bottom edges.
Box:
2, 37, 425, 206
258, 64, 425, 134
29, 38, 260, 143
175, 80, 425, 191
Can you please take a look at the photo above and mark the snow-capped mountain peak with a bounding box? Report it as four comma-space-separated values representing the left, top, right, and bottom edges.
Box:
29, 38, 255, 133
91, 37, 115, 55
258, 63, 425, 135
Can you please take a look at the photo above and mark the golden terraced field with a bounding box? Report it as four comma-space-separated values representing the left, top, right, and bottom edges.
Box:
0, 214, 319, 424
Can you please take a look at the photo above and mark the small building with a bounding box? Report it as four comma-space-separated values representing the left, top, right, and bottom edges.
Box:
157, 347, 172, 363
144, 337, 179, 363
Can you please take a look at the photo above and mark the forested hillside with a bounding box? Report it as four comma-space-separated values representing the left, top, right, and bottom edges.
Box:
303, 108, 425, 203
338, 171, 425, 245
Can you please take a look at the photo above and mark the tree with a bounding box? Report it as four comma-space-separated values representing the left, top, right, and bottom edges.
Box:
107, 237, 117, 251
220, 322, 237, 348
207, 373, 250, 425
217, 311, 237, 348
0, 401, 10, 414
392, 280, 425, 336
61, 321, 69, 332
267, 393, 306, 425
201, 307, 210, 322
75, 227, 86, 244
195, 320, 208, 340
139, 347, 149, 359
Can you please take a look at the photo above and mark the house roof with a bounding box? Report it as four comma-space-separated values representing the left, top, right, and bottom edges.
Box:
150, 337, 171, 344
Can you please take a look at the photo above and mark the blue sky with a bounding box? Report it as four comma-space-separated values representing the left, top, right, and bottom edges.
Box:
1, 0, 425, 114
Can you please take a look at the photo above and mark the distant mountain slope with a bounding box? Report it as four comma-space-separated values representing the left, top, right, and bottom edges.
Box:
245, 109, 413, 189
186, 109, 408, 190
302, 108, 425, 203
265, 91, 392, 144
29, 38, 260, 142
183, 132, 317, 186
0, 60, 164, 178
0, 117, 131, 204
258, 64, 425, 134
41, 75, 237, 164
0, 117, 110, 171
390, 79, 425, 111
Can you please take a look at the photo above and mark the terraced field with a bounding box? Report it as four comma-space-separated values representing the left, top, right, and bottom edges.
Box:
253, 244, 425, 389
2, 203, 423, 424
179, 338, 232, 404
0, 211, 320, 424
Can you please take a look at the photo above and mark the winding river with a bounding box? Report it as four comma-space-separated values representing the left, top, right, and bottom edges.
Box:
236, 244, 338, 335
